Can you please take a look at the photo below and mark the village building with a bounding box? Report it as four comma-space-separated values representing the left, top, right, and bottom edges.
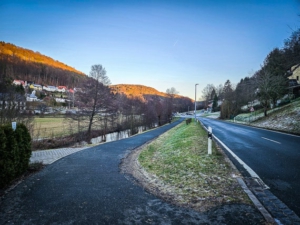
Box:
13, 80, 25, 86
30, 84, 43, 91
57, 86, 67, 92
289, 64, 300, 84
43, 85, 57, 92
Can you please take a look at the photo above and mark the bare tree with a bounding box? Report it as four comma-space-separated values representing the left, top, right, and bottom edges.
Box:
165, 87, 179, 120
201, 84, 215, 107
90, 64, 111, 85
255, 69, 287, 116
166, 87, 179, 95
74, 64, 114, 141
215, 84, 224, 100
220, 80, 235, 119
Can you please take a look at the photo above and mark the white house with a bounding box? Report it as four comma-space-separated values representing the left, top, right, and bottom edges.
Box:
57, 86, 67, 92
13, 80, 25, 86
43, 85, 57, 92
26, 90, 38, 102
55, 98, 66, 103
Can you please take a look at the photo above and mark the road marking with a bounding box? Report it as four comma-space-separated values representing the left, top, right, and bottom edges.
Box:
261, 137, 281, 144
197, 119, 270, 189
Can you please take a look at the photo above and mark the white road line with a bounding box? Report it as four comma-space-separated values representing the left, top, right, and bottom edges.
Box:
261, 137, 281, 144
197, 119, 270, 189
213, 135, 270, 189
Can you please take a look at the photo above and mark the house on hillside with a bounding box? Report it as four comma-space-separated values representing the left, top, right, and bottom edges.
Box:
288, 64, 300, 97
30, 84, 43, 90
55, 98, 66, 103
13, 80, 25, 86
288, 64, 300, 84
57, 86, 67, 92
43, 85, 57, 92
26, 90, 38, 102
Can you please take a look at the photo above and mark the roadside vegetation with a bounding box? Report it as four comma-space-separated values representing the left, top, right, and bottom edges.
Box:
198, 98, 300, 135
138, 119, 251, 211
251, 98, 300, 134
201, 29, 300, 121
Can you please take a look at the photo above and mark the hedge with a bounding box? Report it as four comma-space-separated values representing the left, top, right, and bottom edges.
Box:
0, 123, 32, 188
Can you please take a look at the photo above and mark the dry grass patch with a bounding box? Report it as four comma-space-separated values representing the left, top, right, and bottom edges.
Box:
138, 120, 251, 211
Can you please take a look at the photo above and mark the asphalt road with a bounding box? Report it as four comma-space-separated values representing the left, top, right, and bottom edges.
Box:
198, 117, 300, 217
0, 118, 265, 225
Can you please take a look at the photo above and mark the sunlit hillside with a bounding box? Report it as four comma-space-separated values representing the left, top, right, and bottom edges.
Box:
110, 84, 190, 100
0, 42, 85, 75
110, 84, 168, 99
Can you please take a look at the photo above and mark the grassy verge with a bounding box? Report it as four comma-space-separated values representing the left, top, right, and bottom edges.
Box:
138, 119, 251, 210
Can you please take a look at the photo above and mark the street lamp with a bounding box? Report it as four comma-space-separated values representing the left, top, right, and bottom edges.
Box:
195, 83, 198, 122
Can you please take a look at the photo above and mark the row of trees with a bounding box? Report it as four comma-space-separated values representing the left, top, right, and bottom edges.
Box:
201, 28, 300, 119
1, 59, 193, 142
71, 64, 193, 141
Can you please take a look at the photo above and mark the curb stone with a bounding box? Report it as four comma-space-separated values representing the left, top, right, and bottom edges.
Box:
244, 178, 300, 225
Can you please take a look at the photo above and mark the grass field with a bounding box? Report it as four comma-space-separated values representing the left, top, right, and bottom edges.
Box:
32, 117, 69, 139
138, 119, 250, 210
31, 114, 143, 139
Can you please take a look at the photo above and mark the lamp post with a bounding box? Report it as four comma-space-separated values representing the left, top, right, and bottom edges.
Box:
195, 83, 198, 122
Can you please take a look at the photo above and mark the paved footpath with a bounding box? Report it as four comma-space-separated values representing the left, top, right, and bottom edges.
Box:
30, 146, 90, 165
1, 119, 266, 225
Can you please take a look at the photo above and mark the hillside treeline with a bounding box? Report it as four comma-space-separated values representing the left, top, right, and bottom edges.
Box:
71, 66, 193, 142
0, 55, 193, 145
111, 84, 178, 100
0, 41, 86, 88
202, 28, 300, 118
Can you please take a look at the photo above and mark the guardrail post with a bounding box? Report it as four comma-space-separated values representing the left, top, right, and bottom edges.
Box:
208, 126, 212, 155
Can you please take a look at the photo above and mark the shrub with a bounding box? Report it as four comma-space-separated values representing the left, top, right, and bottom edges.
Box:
0, 128, 8, 187
0, 125, 18, 187
0, 123, 32, 188
15, 124, 32, 175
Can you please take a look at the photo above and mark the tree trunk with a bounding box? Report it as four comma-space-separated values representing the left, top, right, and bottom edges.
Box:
264, 107, 268, 117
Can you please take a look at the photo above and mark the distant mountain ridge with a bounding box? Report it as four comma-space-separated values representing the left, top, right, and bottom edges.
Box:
0, 41, 86, 88
0, 42, 191, 103
110, 84, 190, 101
0, 41, 85, 76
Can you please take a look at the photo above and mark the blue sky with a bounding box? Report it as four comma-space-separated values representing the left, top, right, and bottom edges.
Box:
0, 0, 299, 99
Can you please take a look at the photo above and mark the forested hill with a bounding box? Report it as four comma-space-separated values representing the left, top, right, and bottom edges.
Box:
0, 42, 85, 75
110, 84, 168, 98
0, 41, 86, 88
110, 84, 191, 101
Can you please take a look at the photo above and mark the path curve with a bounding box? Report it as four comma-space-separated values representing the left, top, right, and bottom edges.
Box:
0, 119, 264, 224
